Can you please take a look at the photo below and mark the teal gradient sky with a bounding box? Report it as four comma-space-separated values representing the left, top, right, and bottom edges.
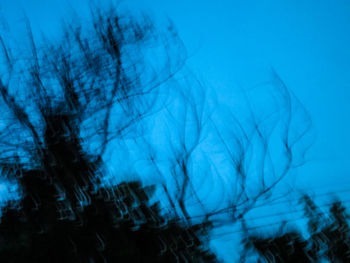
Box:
2, 0, 350, 187
1, 0, 350, 261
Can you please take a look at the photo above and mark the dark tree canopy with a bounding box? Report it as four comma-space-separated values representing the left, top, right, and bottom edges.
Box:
243, 196, 350, 263
0, 3, 316, 263
0, 7, 215, 263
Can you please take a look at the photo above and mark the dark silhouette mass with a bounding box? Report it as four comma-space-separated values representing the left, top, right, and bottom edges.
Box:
0, 3, 325, 263
0, 7, 215, 263
243, 195, 350, 262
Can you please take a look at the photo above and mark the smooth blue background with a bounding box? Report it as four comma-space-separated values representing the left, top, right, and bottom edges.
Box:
1, 0, 350, 261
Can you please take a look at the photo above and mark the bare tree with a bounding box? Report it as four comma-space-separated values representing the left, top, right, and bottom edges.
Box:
0, 6, 216, 263
0, 3, 314, 262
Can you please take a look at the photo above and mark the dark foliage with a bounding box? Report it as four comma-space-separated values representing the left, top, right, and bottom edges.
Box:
244, 195, 350, 262
0, 3, 316, 262
0, 7, 216, 263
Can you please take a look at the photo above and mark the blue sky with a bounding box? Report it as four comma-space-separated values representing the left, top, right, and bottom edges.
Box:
137, 0, 350, 191
1, 0, 350, 261
2, 0, 350, 188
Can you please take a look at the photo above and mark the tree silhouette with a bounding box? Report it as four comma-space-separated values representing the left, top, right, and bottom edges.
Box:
243, 195, 350, 262
0, 7, 216, 263
0, 3, 315, 262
